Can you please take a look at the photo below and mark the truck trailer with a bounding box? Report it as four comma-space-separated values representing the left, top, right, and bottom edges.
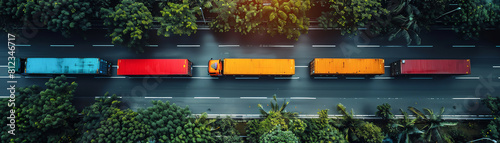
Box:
117, 59, 193, 76
208, 58, 295, 76
310, 58, 385, 76
15, 58, 111, 76
390, 59, 471, 76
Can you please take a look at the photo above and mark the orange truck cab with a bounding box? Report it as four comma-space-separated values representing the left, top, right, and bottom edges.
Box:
208, 59, 222, 76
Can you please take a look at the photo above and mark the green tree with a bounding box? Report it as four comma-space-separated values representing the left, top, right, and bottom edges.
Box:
392, 109, 424, 143
408, 107, 457, 143
259, 125, 299, 143
95, 107, 148, 142
484, 117, 500, 140
183, 113, 215, 143
444, 0, 499, 40
211, 116, 242, 143
101, 0, 153, 53
0, 0, 26, 34
38, 0, 93, 37
298, 109, 347, 143
354, 122, 384, 143
261, 0, 312, 40
76, 93, 121, 142
6, 75, 78, 142
413, 0, 450, 30
336, 103, 383, 143
209, 0, 264, 34
376, 103, 394, 121
386, 0, 421, 45
318, 0, 389, 35
156, 2, 198, 37
137, 100, 191, 142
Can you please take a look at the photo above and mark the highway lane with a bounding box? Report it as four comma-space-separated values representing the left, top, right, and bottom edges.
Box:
0, 30, 499, 116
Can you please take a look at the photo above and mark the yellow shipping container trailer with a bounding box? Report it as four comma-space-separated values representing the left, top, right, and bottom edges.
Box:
310, 58, 385, 75
209, 59, 295, 76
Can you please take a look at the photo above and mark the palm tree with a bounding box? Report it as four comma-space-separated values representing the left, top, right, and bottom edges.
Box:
408, 107, 457, 143
336, 103, 363, 142
376, 103, 394, 121
393, 109, 424, 143
258, 94, 297, 118
387, 0, 421, 45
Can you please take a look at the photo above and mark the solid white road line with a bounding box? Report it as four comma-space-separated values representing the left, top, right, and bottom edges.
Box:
312, 45, 336, 48
455, 76, 480, 80
218, 45, 240, 47
357, 45, 380, 48
0, 65, 8, 67
453, 45, 475, 48
0, 76, 21, 79
493, 66, 500, 68
346, 77, 365, 80
0, 96, 9, 98
313, 77, 338, 79
496, 45, 500, 48
193, 65, 208, 68
410, 77, 433, 80
95, 96, 122, 98
92, 45, 114, 47
235, 77, 259, 80
145, 97, 172, 99
50, 45, 74, 47
240, 97, 267, 99
295, 66, 308, 68
112, 65, 118, 68
370, 77, 394, 80
177, 45, 200, 48
383, 45, 403, 48
384, 66, 390, 68
15, 44, 31, 47
452, 98, 481, 100
267, 45, 294, 48
408, 45, 433, 48
194, 97, 220, 99
290, 97, 316, 100
95, 76, 126, 78
7, 81, 17, 83
146, 45, 158, 47
274, 77, 300, 80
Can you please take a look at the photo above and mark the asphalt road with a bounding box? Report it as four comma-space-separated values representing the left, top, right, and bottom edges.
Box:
0, 29, 499, 116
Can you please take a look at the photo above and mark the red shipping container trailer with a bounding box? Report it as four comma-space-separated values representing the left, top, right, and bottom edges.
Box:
390, 59, 471, 76
117, 59, 192, 76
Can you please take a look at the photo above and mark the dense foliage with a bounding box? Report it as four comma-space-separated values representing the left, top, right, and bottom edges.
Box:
101, 0, 153, 53
318, 0, 389, 36
209, 0, 311, 40
483, 95, 500, 140
445, 0, 499, 40
259, 126, 299, 143
156, 2, 198, 37
211, 116, 242, 142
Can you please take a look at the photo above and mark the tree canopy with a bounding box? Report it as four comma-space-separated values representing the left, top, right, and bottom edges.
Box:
101, 0, 153, 53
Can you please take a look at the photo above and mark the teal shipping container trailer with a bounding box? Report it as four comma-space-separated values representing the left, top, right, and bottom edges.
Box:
15, 58, 111, 76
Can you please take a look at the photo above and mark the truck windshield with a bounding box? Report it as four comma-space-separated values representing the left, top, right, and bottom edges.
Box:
211, 62, 218, 70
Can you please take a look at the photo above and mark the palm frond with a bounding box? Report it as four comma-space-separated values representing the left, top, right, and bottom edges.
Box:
280, 101, 288, 113
408, 106, 426, 119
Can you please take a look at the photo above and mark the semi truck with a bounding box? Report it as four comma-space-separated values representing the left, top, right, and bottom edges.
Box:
208, 58, 295, 76
15, 58, 111, 76
390, 59, 471, 76
310, 58, 385, 76
117, 59, 193, 76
